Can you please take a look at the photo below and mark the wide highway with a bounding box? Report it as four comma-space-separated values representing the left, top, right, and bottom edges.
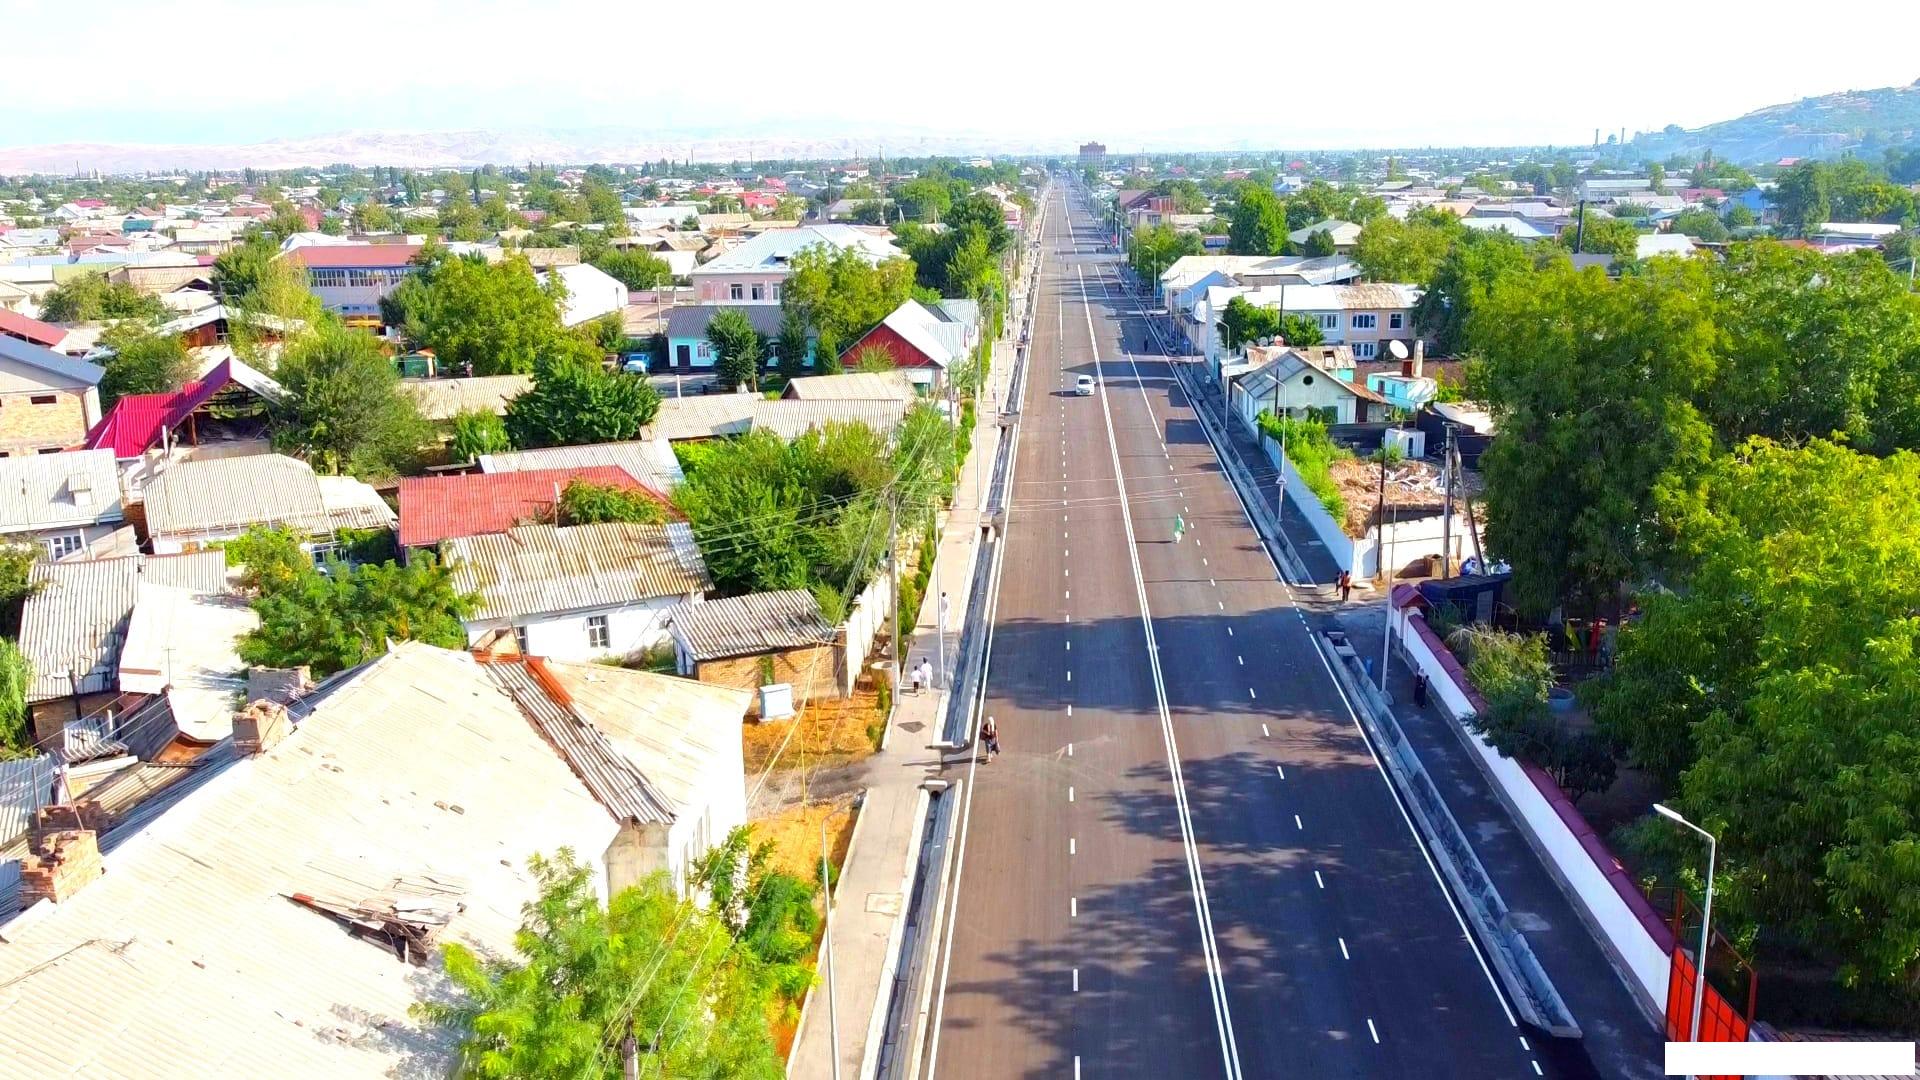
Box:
920, 181, 1554, 1079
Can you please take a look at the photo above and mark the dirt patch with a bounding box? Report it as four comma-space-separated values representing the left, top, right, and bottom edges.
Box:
742, 681, 885, 777
1329, 456, 1485, 538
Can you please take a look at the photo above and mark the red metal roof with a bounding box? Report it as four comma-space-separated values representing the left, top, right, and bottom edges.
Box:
84, 360, 235, 458
282, 244, 423, 269
397, 467, 664, 548
0, 308, 68, 349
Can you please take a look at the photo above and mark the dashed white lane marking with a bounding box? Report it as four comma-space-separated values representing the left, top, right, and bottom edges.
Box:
1236, 655, 1243, 665
1184, 505, 1190, 513
1070, 837, 1076, 855
1201, 557, 1208, 567
1367, 1019, 1380, 1044
1339, 937, 1350, 960
1519, 1037, 1530, 1052
1247, 686, 1256, 699
1219, 601, 1226, 611
1067, 742, 1074, 756
1065, 590, 1070, 599
1315, 871, 1325, 889
1276, 765, 1285, 779
1067, 671, 1072, 682
1211, 578, 1218, 587
1067, 704, 1072, 716
1064, 549, 1069, 557
1531, 1061, 1543, 1076
1073, 969, 1080, 992
1075, 1056, 1082, 1080
1070, 897, 1078, 918
1261, 723, 1270, 737
1226, 627, 1233, 637
1068, 786, 1075, 802
1064, 568, 1070, 577
1294, 814, 1303, 830
1066, 641, 1072, 651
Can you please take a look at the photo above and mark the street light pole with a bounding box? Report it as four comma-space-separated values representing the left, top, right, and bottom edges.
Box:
1654, 803, 1718, 1043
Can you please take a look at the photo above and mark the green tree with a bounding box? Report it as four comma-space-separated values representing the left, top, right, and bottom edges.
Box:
1300, 228, 1337, 257
0, 545, 40, 637
557, 480, 668, 525
780, 245, 917, 350
1227, 184, 1289, 255
448, 408, 511, 462
1353, 211, 1462, 283
1413, 228, 1534, 354
262, 201, 309, 241
696, 827, 820, 1004
237, 549, 473, 675
1772, 161, 1830, 234
1127, 223, 1203, 282
1669, 209, 1730, 242
1592, 439, 1920, 989
418, 850, 783, 1080
893, 177, 952, 222
0, 639, 30, 758
1277, 312, 1324, 347
386, 252, 569, 376
37, 272, 167, 323
211, 233, 281, 302
97, 321, 193, 408
775, 311, 811, 380
1216, 295, 1281, 351
270, 323, 432, 477
708, 308, 764, 391
351, 202, 396, 232
1469, 259, 1718, 616
851, 344, 896, 373
591, 248, 673, 290
505, 351, 662, 448
1564, 216, 1642, 260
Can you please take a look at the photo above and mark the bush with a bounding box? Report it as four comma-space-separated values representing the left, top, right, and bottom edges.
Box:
448, 408, 510, 462
556, 479, 668, 525
1256, 411, 1347, 521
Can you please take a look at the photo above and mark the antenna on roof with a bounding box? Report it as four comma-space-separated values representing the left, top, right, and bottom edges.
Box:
1388, 339, 1409, 360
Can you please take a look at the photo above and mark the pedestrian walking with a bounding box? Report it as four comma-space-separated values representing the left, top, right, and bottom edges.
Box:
908, 660, 923, 696
1338, 570, 1353, 602
918, 658, 933, 695
1412, 671, 1430, 710
981, 716, 1000, 763
1173, 515, 1186, 544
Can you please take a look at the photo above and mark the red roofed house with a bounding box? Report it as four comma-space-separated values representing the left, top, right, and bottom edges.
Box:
739, 191, 779, 213
280, 243, 425, 329
838, 299, 979, 392
396, 466, 666, 552
0, 308, 69, 351
83, 358, 281, 466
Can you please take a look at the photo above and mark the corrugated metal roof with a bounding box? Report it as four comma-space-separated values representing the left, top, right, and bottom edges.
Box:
397, 374, 532, 420
782, 371, 916, 401
83, 358, 241, 458
754, 398, 911, 440
0, 332, 101, 387
669, 590, 835, 662
664, 303, 786, 340
479, 439, 683, 491
692, 224, 900, 274
280, 242, 423, 268
0, 756, 54, 863
397, 466, 651, 548
647, 393, 759, 440
144, 454, 394, 538
20, 550, 230, 702
479, 658, 676, 825
445, 521, 712, 623
0, 449, 123, 535
0, 308, 68, 348
0, 643, 621, 1080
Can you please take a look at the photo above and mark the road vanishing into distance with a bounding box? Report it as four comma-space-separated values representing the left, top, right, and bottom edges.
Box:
920, 183, 1561, 1079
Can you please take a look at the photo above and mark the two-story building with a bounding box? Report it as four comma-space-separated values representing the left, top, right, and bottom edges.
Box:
280, 243, 424, 329
686, 225, 901, 307
0, 336, 104, 457
1212, 282, 1422, 362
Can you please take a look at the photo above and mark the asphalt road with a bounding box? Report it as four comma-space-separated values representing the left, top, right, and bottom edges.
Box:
922, 184, 1560, 1079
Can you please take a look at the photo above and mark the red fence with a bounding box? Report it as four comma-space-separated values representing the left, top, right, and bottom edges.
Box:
1667, 949, 1749, 1079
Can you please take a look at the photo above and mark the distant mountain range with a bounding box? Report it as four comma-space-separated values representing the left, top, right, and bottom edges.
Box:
1630, 78, 1920, 163
0, 128, 1067, 175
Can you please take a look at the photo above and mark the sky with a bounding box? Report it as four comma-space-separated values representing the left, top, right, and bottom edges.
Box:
3, 0, 1918, 152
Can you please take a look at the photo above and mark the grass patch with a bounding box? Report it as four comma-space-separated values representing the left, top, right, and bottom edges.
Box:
1256, 411, 1349, 521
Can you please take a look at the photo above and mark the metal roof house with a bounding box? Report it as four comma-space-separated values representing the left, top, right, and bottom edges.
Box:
0, 448, 138, 561
142, 453, 395, 554
445, 521, 713, 663
0, 642, 747, 1077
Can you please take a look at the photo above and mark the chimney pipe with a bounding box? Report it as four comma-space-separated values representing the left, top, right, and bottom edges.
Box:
234, 699, 292, 756
21, 803, 105, 905
1411, 339, 1424, 379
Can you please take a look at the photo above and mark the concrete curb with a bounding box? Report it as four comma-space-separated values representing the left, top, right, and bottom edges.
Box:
857, 784, 933, 1079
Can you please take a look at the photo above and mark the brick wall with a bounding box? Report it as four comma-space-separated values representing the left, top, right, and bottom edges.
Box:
695, 644, 842, 715
0, 388, 90, 453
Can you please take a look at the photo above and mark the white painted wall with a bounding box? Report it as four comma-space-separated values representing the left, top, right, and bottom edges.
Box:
1392, 602, 1672, 1017
1256, 427, 1359, 574
468, 594, 692, 663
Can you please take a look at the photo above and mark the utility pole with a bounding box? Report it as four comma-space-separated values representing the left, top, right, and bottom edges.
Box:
889, 498, 902, 698
1377, 450, 1392, 692
822, 816, 843, 1080
1440, 423, 1456, 578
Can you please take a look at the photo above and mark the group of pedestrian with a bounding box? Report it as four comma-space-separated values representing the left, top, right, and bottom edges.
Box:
907, 657, 935, 695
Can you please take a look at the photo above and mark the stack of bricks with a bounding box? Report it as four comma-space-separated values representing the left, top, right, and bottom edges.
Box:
20, 805, 104, 906
233, 699, 291, 756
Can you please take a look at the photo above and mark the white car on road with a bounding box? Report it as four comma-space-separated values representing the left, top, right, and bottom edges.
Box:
1074, 373, 1095, 396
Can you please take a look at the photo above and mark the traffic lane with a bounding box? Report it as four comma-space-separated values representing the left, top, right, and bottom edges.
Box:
933, 209, 1224, 1079
1096, 333, 1542, 1075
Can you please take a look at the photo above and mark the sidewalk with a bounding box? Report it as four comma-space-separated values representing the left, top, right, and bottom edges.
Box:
789, 334, 1020, 1079
1319, 597, 1665, 1080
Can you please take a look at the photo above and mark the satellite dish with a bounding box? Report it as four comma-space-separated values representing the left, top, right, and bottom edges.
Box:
1388, 339, 1410, 360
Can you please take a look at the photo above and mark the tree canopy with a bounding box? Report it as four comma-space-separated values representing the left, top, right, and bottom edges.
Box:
96, 321, 193, 408
37, 272, 167, 323
707, 308, 763, 392
504, 352, 662, 449
1412, 228, 1535, 355
385, 250, 570, 376
1352, 211, 1462, 283
269, 322, 432, 477
591, 248, 674, 290
779, 245, 917, 361
1226, 184, 1288, 256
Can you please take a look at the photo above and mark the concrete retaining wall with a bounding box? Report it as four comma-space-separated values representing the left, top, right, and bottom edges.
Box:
1390, 594, 1676, 1018
1253, 423, 1358, 574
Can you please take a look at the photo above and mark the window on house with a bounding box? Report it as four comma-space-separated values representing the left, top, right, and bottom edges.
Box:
586, 614, 610, 649
513, 625, 529, 653
1353, 341, 1377, 359
1389, 312, 1405, 330
750, 284, 764, 301
29, 394, 56, 405
729, 283, 744, 301
1350, 313, 1378, 330
1316, 313, 1339, 331
45, 533, 83, 559
770, 283, 782, 301
307, 541, 342, 567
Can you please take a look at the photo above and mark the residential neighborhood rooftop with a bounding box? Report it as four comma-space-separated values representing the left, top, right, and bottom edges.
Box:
444, 521, 713, 624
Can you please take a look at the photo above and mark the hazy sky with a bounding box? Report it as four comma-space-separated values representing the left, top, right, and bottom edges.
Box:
4, 0, 1917, 150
